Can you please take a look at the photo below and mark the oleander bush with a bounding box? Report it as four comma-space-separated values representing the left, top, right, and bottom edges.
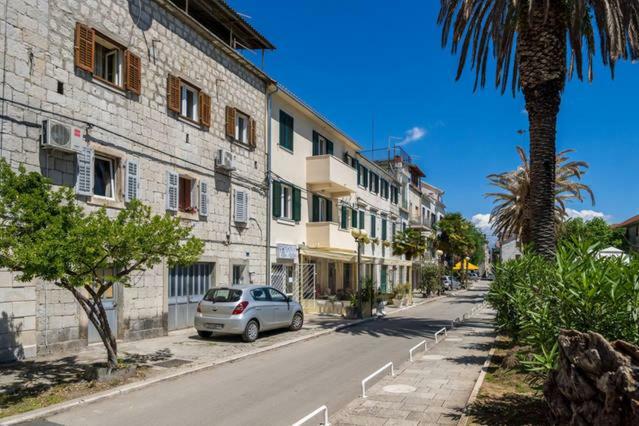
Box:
487, 239, 639, 377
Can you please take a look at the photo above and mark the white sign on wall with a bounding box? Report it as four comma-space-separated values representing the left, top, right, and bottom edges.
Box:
276, 244, 298, 260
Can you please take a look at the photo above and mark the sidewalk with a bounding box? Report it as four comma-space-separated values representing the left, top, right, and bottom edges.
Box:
331, 307, 496, 426
0, 293, 449, 421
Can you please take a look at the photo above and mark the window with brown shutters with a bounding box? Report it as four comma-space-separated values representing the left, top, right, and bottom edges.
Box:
125, 51, 142, 95
225, 106, 236, 138
199, 92, 211, 127
167, 74, 181, 113
74, 22, 141, 95
74, 23, 95, 73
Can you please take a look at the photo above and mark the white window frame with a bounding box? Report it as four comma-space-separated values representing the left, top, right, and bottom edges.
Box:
180, 82, 199, 121
280, 184, 293, 220
93, 154, 116, 200
235, 111, 249, 143
94, 36, 123, 87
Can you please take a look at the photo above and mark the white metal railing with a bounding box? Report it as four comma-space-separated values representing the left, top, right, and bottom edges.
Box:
361, 362, 394, 398
434, 327, 447, 343
292, 405, 330, 426
409, 340, 427, 362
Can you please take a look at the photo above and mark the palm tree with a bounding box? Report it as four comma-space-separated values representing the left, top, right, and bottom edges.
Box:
393, 228, 428, 260
487, 146, 594, 246
438, 1, 639, 258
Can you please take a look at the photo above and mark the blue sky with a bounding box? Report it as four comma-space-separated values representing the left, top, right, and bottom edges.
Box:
230, 0, 639, 233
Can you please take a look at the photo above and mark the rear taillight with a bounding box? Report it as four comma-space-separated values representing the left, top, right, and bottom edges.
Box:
196, 302, 202, 313
232, 301, 249, 315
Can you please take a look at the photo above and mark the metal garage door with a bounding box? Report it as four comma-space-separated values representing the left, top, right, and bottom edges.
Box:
168, 263, 214, 331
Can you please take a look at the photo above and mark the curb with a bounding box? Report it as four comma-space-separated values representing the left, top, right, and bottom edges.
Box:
457, 340, 496, 426
1, 293, 451, 425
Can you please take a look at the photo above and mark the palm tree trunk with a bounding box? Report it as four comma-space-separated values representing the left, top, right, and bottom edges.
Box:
517, 3, 566, 258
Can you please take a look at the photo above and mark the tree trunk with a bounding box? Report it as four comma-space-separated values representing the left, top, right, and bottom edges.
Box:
517, 2, 567, 259
66, 284, 119, 370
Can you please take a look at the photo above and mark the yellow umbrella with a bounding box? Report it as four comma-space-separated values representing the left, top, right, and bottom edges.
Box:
453, 260, 479, 271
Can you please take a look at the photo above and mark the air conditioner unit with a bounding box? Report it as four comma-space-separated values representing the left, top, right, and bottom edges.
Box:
216, 149, 236, 171
41, 119, 84, 153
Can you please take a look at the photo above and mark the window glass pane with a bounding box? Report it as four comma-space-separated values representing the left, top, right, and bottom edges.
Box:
268, 288, 287, 302
204, 288, 242, 303
251, 288, 268, 301
94, 157, 113, 198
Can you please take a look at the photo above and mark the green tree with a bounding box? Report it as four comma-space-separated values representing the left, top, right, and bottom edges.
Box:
435, 213, 476, 262
392, 228, 428, 260
0, 161, 203, 369
439, 1, 639, 258
558, 217, 625, 249
487, 147, 594, 245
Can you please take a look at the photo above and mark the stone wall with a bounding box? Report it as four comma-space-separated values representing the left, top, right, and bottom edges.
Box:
0, 0, 269, 360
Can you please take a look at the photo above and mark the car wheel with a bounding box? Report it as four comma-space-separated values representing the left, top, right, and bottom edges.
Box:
289, 312, 304, 331
197, 330, 212, 338
242, 320, 259, 342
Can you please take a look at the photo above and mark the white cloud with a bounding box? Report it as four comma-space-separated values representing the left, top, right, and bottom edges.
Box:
472, 213, 498, 247
397, 127, 427, 146
472, 213, 493, 234
566, 209, 610, 222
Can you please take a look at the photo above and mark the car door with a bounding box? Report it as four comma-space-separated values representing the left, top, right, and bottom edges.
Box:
250, 288, 275, 330
267, 287, 291, 326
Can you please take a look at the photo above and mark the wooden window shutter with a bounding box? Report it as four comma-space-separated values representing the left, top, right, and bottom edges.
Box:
225, 106, 236, 138
341, 205, 348, 229
312, 131, 319, 156
292, 187, 301, 222
124, 51, 142, 95
199, 92, 211, 127
125, 159, 140, 202
167, 74, 181, 113
312, 195, 319, 222
326, 199, 333, 222
166, 171, 179, 211
199, 181, 209, 217
351, 208, 358, 228
249, 117, 257, 149
272, 181, 282, 218
75, 146, 94, 196
326, 140, 334, 156
74, 23, 95, 73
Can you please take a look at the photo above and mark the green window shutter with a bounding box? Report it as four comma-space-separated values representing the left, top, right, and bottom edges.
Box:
359, 211, 365, 230
326, 140, 334, 155
272, 181, 282, 218
392, 222, 397, 237
371, 215, 376, 238
362, 166, 368, 187
326, 199, 333, 222
312, 131, 319, 156
312, 195, 320, 222
357, 164, 361, 185
279, 110, 294, 151
292, 187, 301, 221
382, 219, 387, 240
341, 205, 348, 229
351, 208, 357, 228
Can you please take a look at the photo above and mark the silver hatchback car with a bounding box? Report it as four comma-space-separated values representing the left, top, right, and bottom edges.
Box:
194, 285, 304, 342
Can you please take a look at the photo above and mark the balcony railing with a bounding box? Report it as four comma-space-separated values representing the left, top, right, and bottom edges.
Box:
306, 222, 356, 252
307, 155, 357, 196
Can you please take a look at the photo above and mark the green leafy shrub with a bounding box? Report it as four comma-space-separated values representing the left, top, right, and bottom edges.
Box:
488, 240, 639, 374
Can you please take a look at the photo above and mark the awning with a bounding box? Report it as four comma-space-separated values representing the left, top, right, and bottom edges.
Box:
300, 248, 356, 262
453, 260, 479, 271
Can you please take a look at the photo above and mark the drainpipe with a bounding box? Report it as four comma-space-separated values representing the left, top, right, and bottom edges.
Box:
265, 84, 279, 286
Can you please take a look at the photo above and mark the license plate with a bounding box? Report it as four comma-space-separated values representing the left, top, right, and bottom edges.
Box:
206, 323, 223, 329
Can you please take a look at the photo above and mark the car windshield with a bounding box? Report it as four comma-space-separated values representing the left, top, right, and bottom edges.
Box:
204, 288, 242, 303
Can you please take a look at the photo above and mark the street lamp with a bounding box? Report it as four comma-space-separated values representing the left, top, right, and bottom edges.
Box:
351, 228, 368, 319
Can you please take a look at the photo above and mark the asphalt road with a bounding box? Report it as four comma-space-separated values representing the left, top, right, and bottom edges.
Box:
27, 283, 488, 426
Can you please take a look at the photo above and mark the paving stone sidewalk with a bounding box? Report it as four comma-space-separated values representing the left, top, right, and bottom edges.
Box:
331, 308, 496, 426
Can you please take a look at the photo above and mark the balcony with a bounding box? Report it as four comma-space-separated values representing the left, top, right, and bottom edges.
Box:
306, 222, 356, 252
409, 218, 432, 232
306, 155, 357, 196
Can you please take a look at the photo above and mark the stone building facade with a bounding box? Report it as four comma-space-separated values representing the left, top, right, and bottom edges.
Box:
0, 0, 274, 361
